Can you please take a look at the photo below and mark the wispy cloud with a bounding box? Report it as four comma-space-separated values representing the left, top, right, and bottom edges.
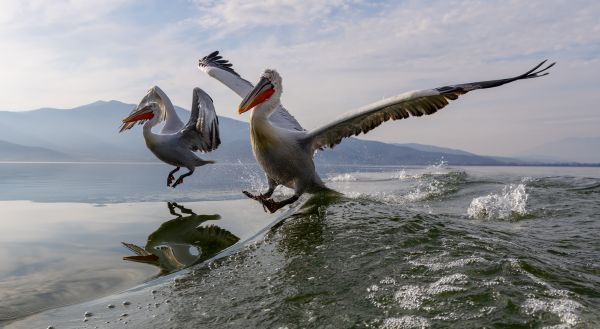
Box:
0, 0, 131, 27
194, 0, 357, 30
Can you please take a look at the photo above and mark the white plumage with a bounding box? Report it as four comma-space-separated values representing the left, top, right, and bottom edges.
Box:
120, 86, 220, 188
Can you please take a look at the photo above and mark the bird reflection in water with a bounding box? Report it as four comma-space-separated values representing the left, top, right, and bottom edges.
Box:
122, 202, 239, 276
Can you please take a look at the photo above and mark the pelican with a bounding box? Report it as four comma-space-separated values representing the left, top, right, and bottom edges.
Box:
199, 51, 554, 212
119, 86, 220, 188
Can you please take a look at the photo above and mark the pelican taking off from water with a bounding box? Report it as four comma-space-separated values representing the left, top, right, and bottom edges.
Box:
120, 86, 220, 188
199, 51, 554, 212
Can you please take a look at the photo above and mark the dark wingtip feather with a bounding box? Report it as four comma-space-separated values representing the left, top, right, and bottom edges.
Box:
198, 50, 240, 77
523, 60, 556, 79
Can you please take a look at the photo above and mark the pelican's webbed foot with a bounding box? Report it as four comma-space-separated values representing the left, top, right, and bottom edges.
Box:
167, 167, 181, 187
259, 195, 300, 214
243, 190, 266, 201
172, 177, 184, 188
171, 169, 194, 189
242, 186, 275, 201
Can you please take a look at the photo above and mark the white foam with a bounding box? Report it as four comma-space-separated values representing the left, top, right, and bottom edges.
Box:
430, 273, 468, 286
408, 255, 487, 271
467, 184, 528, 220
327, 173, 358, 182
380, 316, 430, 329
393, 273, 469, 310
345, 183, 444, 205
508, 258, 584, 328
380, 277, 397, 285
522, 298, 582, 327
393, 285, 425, 309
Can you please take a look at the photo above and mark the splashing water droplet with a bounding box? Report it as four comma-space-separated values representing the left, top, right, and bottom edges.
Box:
467, 184, 529, 220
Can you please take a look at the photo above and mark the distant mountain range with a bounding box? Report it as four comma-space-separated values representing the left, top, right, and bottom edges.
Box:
0, 101, 597, 166
0, 140, 72, 161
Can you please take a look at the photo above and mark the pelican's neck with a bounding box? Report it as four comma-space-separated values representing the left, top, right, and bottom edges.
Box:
153, 87, 184, 130
249, 100, 280, 152
250, 97, 279, 129
142, 116, 161, 142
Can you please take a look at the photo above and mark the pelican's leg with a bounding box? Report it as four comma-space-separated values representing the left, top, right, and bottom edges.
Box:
172, 169, 194, 188
167, 167, 181, 186
260, 194, 300, 213
243, 178, 277, 201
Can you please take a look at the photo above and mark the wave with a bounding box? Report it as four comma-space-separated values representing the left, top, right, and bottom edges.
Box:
467, 183, 529, 220
508, 258, 584, 328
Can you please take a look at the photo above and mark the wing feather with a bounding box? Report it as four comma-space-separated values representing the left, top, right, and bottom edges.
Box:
305, 60, 555, 151
199, 51, 304, 131
177, 88, 221, 153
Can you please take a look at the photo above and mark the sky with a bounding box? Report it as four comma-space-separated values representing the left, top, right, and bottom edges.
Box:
1, 0, 599, 157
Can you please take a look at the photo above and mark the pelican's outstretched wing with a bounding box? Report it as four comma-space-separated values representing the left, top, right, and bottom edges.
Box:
177, 88, 220, 153
198, 51, 253, 98
304, 61, 555, 152
119, 86, 184, 133
198, 51, 304, 131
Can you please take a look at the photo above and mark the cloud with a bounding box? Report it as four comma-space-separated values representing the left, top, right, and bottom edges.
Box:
193, 0, 361, 31
0, 0, 598, 156
0, 0, 131, 27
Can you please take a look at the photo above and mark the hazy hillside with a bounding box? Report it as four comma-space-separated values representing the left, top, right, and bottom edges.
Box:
395, 143, 476, 156
0, 140, 71, 161
0, 100, 544, 165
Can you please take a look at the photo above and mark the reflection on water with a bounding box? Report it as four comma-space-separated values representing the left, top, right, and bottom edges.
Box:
0, 197, 275, 326
122, 203, 239, 276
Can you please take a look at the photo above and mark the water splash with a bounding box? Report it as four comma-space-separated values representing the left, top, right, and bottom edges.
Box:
467, 184, 529, 220
424, 160, 448, 174
405, 179, 445, 202
392, 169, 412, 180
237, 161, 267, 193
344, 169, 466, 205
327, 173, 358, 182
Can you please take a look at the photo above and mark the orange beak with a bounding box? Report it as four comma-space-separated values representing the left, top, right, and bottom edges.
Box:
122, 109, 154, 123
238, 77, 274, 114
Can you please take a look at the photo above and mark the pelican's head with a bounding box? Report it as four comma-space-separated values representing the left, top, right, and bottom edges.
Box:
119, 102, 161, 132
119, 86, 171, 132
238, 69, 282, 114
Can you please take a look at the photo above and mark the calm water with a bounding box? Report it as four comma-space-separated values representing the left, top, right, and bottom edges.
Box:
1, 163, 599, 328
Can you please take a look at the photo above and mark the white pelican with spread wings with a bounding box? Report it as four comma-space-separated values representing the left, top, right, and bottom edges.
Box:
120, 86, 220, 188
199, 51, 554, 212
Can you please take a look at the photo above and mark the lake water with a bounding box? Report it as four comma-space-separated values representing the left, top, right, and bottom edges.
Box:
1, 163, 599, 328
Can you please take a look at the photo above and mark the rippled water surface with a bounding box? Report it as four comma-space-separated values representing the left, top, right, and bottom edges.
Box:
1, 163, 599, 328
